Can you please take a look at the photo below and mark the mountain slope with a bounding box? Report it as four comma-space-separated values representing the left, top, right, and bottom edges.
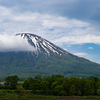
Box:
0, 33, 100, 79
16, 33, 68, 55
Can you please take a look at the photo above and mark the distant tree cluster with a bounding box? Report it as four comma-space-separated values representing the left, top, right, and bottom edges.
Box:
1, 74, 100, 96
23, 74, 100, 96
0, 75, 18, 89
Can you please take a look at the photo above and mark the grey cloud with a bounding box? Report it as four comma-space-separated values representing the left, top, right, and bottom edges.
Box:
0, 0, 100, 48
1, 0, 100, 25
0, 5, 99, 45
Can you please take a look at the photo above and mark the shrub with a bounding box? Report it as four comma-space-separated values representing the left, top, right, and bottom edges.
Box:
97, 89, 100, 96
58, 91, 67, 96
16, 85, 25, 95
53, 85, 64, 95
77, 90, 81, 96
69, 85, 76, 96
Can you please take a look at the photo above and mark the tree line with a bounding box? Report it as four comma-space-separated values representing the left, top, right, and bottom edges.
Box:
1, 74, 100, 96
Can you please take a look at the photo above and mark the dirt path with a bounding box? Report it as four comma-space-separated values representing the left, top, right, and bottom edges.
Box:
0, 98, 100, 100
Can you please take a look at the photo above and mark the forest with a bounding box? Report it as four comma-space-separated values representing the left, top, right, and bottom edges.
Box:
0, 74, 100, 98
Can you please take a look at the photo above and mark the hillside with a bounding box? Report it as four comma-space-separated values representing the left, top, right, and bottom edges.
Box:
0, 33, 100, 79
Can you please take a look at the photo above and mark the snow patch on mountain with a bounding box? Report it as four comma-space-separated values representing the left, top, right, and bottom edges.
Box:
16, 33, 68, 55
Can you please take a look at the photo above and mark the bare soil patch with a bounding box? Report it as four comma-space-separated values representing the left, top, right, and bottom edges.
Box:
0, 98, 100, 100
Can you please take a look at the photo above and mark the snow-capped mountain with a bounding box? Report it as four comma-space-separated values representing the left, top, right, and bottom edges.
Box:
16, 33, 68, 55
0, 33, 100, 79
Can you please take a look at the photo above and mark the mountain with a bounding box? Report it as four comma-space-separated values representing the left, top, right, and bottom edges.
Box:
16, 33, 68, 55
0, 33, 100, 80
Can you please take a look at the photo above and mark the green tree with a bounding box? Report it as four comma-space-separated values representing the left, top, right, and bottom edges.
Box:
84, 79, 94, 95
80, 77, 86, 95
62, 77, 68, 93
30, 83, 40, 91
5, 75, 18, 89
51, 81, 59, 90
29, 79, 41, 91
58, 91, 67, 96
65, 76, 77, 95
96, 79, 100, 92
40, 81, 49, 91
89, 76, 96, 94
53, 85, 64, 95
23, 80, 29, 90
23, 77, 34, 90
77, 90, 81, 96
34, 74, 42, 80
56, 77, 64, 85
42, 76, 52, 89
55, 74, 64, 79
69, 85, 76, 96
97, 89, 100, 96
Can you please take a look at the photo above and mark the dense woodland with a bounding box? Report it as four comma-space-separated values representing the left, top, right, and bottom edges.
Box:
1, 74, 100, 97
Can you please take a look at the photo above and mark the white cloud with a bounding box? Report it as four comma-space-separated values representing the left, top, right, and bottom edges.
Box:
63, 48, 67, 51
67, 45, 71, 47
0, 5, 90, 37
0, 34, 35, 51
52, 35, 100, 45
74, 52, 98, 63
74, 52, 87, 57
42, 18, 89, 29
0, 5, 100, 51
88, 47, 94, 49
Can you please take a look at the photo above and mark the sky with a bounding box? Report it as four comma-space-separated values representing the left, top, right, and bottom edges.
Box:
0, 0, 100, 64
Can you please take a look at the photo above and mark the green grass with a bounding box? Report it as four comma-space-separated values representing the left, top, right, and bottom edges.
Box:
0, 94, 100, 99
0, 93, 56, 98
0, 93, 100, 99
0, 89, 56, 98
0, 89, 100, 98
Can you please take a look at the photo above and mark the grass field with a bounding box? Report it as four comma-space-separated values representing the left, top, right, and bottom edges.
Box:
0, 91, 100, 99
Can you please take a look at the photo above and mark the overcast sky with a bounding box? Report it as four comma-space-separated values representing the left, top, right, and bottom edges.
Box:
0, 0, 100, 63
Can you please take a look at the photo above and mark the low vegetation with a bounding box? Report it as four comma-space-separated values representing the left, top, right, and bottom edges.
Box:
1, 74, 100, 98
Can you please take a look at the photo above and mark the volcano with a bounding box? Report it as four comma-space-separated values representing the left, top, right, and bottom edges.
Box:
0, 33, 100, 79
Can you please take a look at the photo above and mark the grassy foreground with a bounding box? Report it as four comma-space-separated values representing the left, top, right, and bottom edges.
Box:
1, 95, 100, 99
0, 90, 100, 99
0, 93, 56, 98
0, 89, 55, 98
